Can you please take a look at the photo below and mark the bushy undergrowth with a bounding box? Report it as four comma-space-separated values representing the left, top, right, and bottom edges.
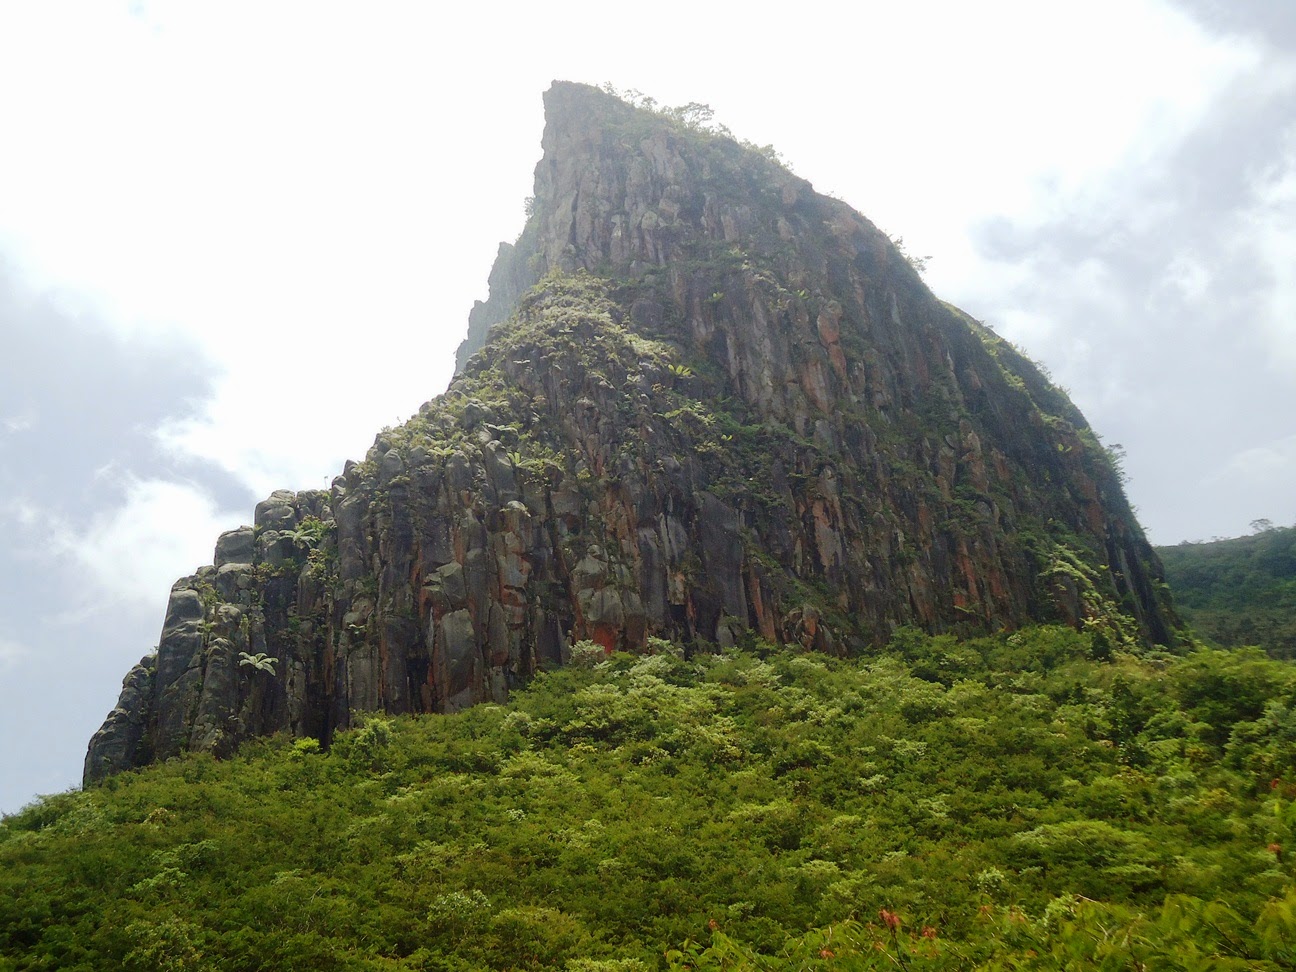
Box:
5, 627, 1296, 969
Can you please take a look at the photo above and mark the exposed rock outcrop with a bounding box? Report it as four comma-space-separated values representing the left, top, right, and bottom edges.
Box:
85, 82, 1176, 784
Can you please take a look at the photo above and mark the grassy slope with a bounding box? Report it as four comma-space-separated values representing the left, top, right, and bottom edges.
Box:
5, 628, 1296, 970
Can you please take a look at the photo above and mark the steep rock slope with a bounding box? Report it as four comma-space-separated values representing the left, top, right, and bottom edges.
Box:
85, 83, 1175, 782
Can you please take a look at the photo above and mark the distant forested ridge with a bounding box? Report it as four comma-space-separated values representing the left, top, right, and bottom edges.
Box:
1157, 522, 1296, 659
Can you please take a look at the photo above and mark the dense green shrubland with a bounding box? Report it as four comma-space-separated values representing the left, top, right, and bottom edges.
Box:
5, 628, 1296, 969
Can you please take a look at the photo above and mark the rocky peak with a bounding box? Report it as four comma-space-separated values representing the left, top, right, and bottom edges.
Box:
86, 82, 1177, 784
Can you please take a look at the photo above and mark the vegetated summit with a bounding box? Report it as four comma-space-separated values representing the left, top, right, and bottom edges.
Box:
85, 81, 1176, 783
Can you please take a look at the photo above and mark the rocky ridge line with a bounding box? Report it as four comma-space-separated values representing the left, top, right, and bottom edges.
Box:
85, 82, 1176, 783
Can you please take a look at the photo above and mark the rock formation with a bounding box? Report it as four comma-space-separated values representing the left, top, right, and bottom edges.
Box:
85, 82, 1176, 783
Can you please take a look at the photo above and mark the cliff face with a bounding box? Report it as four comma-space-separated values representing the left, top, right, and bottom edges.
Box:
85, 82, 1176, 783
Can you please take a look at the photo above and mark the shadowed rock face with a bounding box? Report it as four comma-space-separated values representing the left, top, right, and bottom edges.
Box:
85, 82, 1176, 784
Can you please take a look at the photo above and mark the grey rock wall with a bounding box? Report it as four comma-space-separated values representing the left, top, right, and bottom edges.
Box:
85, 83, 1176, 783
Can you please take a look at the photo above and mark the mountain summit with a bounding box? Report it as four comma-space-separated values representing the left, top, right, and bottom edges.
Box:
85, 82, 1176, 782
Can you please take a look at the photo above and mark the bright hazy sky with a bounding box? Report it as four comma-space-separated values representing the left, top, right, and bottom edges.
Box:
1, 0, 1294, 813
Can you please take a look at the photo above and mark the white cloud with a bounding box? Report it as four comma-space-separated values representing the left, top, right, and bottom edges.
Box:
1243, 131, 1296, 371
11, 500, 39, 528
1207, 433, 1296, 486
1158, 252, 1212, 304
0, 637, 28, 670
0, 0, 1285, 539
44, 476, 240, 607
2, 410, 34, 434
0, 0, 1263, 504
768, 0, 1256, 285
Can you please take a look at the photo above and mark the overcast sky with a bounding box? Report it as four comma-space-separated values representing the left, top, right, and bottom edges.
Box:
1, 0, 1293, 813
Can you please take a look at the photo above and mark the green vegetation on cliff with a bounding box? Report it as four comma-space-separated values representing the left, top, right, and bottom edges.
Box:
10, 627, 1296, 970
1158, 523, 1296, 659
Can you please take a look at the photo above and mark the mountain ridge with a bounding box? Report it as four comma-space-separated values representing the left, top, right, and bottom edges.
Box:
84, 81, 1176, 783
1156, 523, 1296, 657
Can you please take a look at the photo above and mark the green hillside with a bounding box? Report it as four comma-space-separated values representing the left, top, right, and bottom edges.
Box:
7, 628, 1296, 969
1158, 524, 1296, 658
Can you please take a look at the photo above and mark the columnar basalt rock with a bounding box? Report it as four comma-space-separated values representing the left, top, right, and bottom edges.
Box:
85, 82, 1177, 783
